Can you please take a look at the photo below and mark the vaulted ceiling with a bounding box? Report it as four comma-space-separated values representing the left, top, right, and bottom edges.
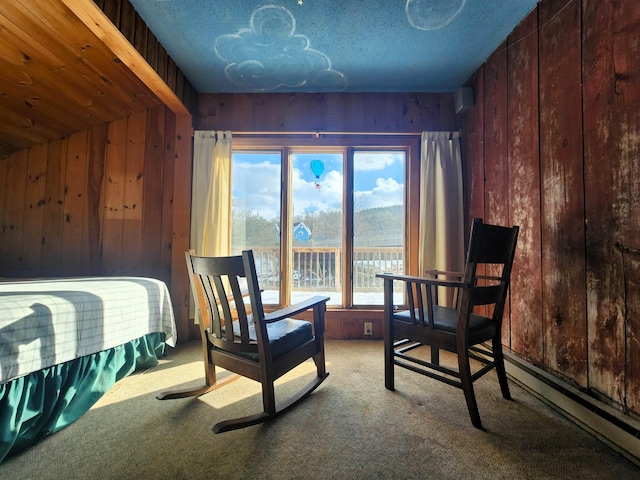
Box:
128, 0, 539, 93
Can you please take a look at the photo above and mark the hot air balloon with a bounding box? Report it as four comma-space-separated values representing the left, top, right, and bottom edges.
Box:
310, 160, 324, 189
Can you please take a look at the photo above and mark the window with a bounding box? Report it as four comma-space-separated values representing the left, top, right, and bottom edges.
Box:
231, 136, 414, 308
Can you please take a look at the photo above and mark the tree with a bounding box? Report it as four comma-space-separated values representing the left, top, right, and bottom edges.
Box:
232, 209, 279, 248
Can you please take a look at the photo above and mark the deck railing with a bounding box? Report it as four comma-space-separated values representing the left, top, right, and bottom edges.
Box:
249, 246, 403, 291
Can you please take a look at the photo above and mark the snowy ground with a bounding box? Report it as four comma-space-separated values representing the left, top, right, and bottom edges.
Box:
261, 289, 403, 307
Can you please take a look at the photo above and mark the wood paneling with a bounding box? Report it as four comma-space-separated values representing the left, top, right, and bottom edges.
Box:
0, 0, 195, 337
1, 150, 28, 273
121, 111, 146, 275
197, 93, 456, 133
463, 0, 640, 419
40, 138, 68, 276
0, 0, 196, 158
102, 117, 128, 275
507, 13, 543, 364
170, 114, 194, 342
87, 124, 109, 274
23, 143, 47, 276
539, 0, 587, 386
61, 131, 90, 276
141, 105, 166, 280
0, 106, 192, 340
463, 68, 485, 226
482, 43, 511, 346
160, 111, 177, 285
0, 0, 160, 158
582, 0, 640, 411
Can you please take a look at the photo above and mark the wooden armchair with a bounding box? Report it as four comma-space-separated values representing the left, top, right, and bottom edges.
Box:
377, 218, 519, 429
157, 250, 330, 433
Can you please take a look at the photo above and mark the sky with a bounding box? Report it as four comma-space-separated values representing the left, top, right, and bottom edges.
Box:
232, 150, 405, 219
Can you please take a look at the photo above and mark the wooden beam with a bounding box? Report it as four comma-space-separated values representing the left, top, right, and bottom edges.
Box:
60, 0, 190, 116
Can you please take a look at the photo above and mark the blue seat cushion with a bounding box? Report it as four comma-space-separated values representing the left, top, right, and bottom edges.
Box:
393, 305, 492, 333
232, 317, 313, 360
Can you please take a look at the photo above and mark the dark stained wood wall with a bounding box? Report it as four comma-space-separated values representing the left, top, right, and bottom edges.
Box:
463, 0, 640, 418
197, 93, 456, 133
0, 105, 193, 342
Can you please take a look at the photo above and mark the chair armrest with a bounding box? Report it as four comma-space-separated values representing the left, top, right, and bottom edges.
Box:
264, 295, 330, 323
376, 272, 467, 289
425, 269, 463, 279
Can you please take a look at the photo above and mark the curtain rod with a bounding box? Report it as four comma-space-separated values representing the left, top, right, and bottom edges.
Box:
192, 130, 462, 138
230, 131, 423, 137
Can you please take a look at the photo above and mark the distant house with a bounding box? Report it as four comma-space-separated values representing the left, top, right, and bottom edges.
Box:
293, 222, 312, 243
273, 222, 312, 243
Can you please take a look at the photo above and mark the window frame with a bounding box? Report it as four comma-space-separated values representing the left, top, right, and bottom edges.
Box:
231, 134, 421, 310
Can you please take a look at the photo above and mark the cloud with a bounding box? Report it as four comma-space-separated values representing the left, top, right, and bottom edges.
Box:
233, 158, 404, 219
214, 5, 347, 91
354, 152, 401, 171
292, 167, 343, 217
232, 160, 281, 219
355, 177, 404, 209
405, 0, 466, 31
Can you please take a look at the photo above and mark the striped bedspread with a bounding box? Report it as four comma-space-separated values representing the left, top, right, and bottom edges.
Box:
0, 277, 176, 384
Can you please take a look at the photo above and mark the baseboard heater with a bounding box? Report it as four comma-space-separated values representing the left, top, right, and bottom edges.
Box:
504, 351, 640, 467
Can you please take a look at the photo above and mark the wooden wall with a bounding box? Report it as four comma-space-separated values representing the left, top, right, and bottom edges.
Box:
0, 105, 193, 342
94, 0, 198, 117
463, 0, 640, 419
197, 93, 456, 133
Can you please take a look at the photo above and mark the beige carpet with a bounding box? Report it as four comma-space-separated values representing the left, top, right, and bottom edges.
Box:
2, 340, 638, 480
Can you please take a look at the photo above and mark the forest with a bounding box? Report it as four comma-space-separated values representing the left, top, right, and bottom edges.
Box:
232, 204, 404, 248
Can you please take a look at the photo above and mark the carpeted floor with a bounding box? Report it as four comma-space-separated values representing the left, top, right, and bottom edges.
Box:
2, 340, 639, 479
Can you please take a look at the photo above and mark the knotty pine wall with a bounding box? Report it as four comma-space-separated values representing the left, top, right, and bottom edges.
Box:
463, 0, 640, 419
0, 105, 193, 341
95, 0, 198, 115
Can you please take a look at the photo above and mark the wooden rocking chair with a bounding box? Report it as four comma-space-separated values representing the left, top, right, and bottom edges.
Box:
157, 250, 330, 433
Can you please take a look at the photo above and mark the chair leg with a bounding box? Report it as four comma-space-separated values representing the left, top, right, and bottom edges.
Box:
431, 346, 440, 366
384, 338, 395, 391
262, 381, 277, 416
458, 348, 483, 429
313, 349, 327, 378
492, 336, 512, 400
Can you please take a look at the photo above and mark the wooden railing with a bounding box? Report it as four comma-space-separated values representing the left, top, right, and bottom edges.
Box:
249, 246, 403, 291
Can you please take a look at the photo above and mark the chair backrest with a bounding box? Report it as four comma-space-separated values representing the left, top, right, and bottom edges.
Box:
185, 249, 268, 357
462, 218, 519, 322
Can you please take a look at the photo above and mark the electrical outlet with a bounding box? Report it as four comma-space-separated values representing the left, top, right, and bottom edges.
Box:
364, 322, 373, 336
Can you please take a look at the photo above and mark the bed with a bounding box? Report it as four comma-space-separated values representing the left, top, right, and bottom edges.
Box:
0, 276, 177, 462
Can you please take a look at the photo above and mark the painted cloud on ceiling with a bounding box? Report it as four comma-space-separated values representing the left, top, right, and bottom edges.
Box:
406, 0, 466, 30
214, 4, 347, 92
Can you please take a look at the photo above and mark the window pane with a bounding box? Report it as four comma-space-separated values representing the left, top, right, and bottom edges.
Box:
231, 151, 281, 305
291, 153, 343, 306
353, 151, 405, 305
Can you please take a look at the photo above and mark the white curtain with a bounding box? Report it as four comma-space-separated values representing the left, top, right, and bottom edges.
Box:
419, 131, 464, 305
191, 130, 233, 257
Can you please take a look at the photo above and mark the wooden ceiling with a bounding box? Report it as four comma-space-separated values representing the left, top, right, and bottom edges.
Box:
0, 0, 175, 159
